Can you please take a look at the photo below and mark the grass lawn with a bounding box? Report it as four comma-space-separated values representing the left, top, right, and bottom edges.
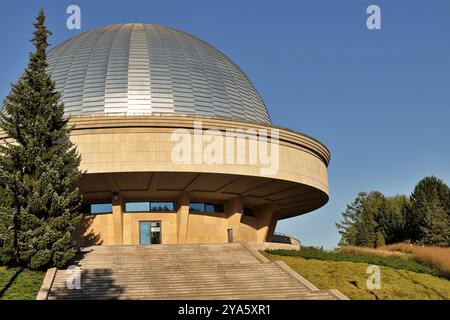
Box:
263, 252, 450, 300
0, 266, 44, 300
266, 247, 443, 278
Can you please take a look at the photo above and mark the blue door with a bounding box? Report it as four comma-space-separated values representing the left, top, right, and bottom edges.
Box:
139, 222, 150, 245
139, 221, 161, 245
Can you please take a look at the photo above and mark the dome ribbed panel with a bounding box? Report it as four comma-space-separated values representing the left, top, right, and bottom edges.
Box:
47, 24, 271, 124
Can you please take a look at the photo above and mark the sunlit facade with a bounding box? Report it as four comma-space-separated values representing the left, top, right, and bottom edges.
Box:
41, 24, 330, 246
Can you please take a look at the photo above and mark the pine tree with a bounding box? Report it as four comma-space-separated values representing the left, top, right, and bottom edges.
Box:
409, 176, 450, 246
336, 192, 366, 246
419, 189, 449, 246
378, 195, 409, 244
336, 191, 386, 247
337, 177, 450, 248
358, 191, 384, 247
0, 9, 82, 269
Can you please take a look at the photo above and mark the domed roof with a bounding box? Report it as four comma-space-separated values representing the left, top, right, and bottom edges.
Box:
47, 23, 271, 125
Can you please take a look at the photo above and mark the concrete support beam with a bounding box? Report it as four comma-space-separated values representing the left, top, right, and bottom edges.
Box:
225, 197, 243, 241
112, 194, 123, 245
255, 204, 276, 242
266, 216, 278, 242
176, 191, 190, 244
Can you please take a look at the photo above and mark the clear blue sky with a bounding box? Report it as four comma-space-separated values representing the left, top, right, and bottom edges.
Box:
1, 0, 449, 248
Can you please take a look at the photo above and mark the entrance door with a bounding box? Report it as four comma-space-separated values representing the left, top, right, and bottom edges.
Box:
139, 221, 161, 245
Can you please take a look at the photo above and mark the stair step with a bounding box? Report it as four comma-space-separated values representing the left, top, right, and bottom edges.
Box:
44, 243, 344, 300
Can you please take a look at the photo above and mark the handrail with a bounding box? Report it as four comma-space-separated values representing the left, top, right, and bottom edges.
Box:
273, 232, 301, 246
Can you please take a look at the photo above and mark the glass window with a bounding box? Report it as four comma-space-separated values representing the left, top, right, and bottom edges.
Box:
189, 203, 204, 212
125, 201, 175, 212
189, 202, 223, 213
90, 203, 112, 214
125, 202, 150, 212
209, 203, 223, 213
204, 203, 215, 213
150, 202, 174, 212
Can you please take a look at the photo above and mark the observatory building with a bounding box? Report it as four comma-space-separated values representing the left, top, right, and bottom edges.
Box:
45, 24, 330, 246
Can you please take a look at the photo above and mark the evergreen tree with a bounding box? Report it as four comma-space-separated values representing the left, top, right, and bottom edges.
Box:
336, 192, 413, 247
0, 10, 82, 269
409, 176, 450, 246
419, 189, 449, 246
359, 191, 384, 247
378, 195, 409, 244
336, 192, 366, 246
336, 191, 386, 247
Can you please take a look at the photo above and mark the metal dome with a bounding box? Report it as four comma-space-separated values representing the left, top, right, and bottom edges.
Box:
47, 23, 271, 125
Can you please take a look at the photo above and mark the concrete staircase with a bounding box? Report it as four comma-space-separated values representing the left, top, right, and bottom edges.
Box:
42, 243, 348, 300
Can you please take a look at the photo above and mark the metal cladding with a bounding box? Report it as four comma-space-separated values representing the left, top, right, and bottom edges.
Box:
47, 23, 271, 125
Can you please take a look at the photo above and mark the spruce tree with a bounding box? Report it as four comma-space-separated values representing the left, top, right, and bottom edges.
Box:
419, 189, 449, 246
409, 176, 450, 246
336, 191, 386, 247
0, 9, 82, 269
359, 191, 384, 247
378, 195, 409, 244
336, 192, 366, 246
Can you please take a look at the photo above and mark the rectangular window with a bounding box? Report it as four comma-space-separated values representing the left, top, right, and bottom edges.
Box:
204, 203, 215, 213
189, 202, 204, 212
189, 202, 224, 213
90, 203, 113, 214
125, 202, 150, 212
125, 201, 175, 212
211, 203, 224, 213
150, 202, 174, 212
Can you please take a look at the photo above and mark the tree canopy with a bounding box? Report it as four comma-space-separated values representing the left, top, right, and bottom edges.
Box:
337, 176, 449, 248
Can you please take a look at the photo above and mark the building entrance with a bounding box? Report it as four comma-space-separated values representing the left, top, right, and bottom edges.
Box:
139, 221, 161, 245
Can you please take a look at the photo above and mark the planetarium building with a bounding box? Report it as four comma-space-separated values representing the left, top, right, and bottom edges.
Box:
45, 24, 330, 246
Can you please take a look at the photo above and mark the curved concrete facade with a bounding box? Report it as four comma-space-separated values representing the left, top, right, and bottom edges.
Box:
68, 114, 329, 245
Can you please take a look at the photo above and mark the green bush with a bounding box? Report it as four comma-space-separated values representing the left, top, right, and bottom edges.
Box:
266, 247, 445, 278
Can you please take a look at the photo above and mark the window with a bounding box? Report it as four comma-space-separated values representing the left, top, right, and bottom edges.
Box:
125, 202, 150, 212
90, 203, 113, 214
150, 202, 174, 212
189, 203, 204, 212
204, 203, 216, 213
189, 202, 224, 213
242, 207, 255, 217
125, 201, 175, 212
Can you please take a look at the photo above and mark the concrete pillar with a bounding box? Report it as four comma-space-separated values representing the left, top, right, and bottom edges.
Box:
266, 216, 278, 242
176, 191, 190, 244
225, 197, 243, 241
112, 194, 123, 245
255, 204, 275, 243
